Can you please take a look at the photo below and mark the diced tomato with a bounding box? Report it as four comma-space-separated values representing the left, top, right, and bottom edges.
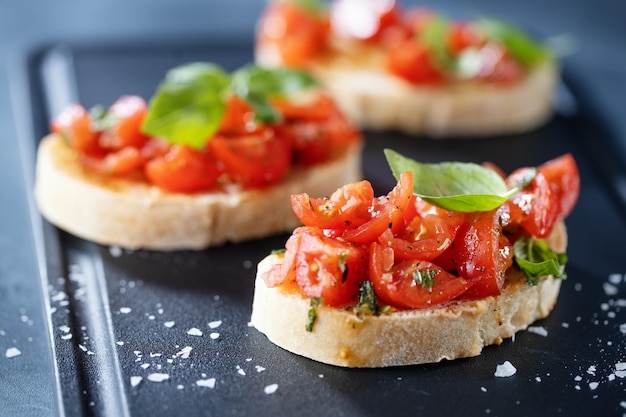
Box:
342, 172, 414, 244
475, 42, 524, 84
386, 38, 445, 85
208, 131, 292, 189
262, 228, 304, 288
218, 95, 259, 134
82, 146, 147, 176
274, 94, 360, 166
50, 103, 103, 156
536, 153, 580, 219
99, 96, 150, 150
290, 180, 375, 230
294, 227, 367, 306
330, 0, 403, 42
447, 22, 485, 55
369, 242, 470, 309
257, 2, 329, 67
144, 145, 222, 193
440, 207, 513, 299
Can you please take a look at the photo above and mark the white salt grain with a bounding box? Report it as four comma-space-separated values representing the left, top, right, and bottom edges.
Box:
587, 365, 597, 376
164, 321, 175, 328
619, 323, 626, 335
255, 365, 266, 373
147, 373, 169, 382
176, 346, 193, 359
480, 387, 487, 392
494, 361, 517, 377
187, 328, 203, 337
5, 347, 21, 358
615, 362, 626, 371
608, 273, 623, 284
527, 326, 548, 337
210, 332, 220, 340
603, 283, 618, 296
109, 246, 123, 257
589, 382, 599, 390
119, 307, 132, 314
208, 320, 222, 329
196, 378, 216, 388
264, 384, 278, 394
130, 376, 142, 387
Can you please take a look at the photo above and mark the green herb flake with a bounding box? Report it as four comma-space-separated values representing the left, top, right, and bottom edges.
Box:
270, 248, 286, 256
357, 281, 378, 315
513, 235, 568, 285
305, 297, 323, 332
412, 268, 438, 288
419, 16, 456, 70
384, 149, 517, 213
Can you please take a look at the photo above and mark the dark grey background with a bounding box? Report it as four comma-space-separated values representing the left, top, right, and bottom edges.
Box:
1, 1, 625, 416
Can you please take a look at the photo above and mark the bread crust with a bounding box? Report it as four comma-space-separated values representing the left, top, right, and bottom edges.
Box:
34, 134, 363, 250
250, 220, 567, 367
256, 43, 559, 137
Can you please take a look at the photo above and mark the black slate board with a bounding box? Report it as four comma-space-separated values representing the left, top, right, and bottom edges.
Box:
17, 39, 626, 417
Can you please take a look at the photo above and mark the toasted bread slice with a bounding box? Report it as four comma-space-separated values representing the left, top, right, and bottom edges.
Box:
250, 220, 567, 367
34, 134, 363, 250
256, 43, 558, 137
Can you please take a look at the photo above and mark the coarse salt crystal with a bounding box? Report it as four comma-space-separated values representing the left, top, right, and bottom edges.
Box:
196, 378, 216, 388
187, 328, 203, 337
264, 384, 278, 394
535, 376, 542, 382
527, 326, 548, 337
608, 273, 623, 284
494, 361, 517, 377
141, 364, 150, 369
130, 376, 142, 387
615, 362, 626, 371
620, 401, 626, 409
236, 366, 246, 376
615, 370, 626, 379
119, 307, 132, 314
587, 365, 597, 376
208, 320, 222, 329
603, 283, 618, 296
5, 347, 21, 358
210, 332, 220, 340
61, 334, 72, 340
574, 375, 582, 381
619, 323, 626, 334
255, 365, 266, 372
480, 387, 487, 392
164, 321, 175, 328
109, 246, 123, 257
147, 373, 169, 382
176, 346, 193, 359
589, 382, 599, 390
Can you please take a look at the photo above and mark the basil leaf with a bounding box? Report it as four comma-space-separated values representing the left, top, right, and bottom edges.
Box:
513, 235, 568, 285
385, 149, 517, 212
477, 18, 551, 67
305, 297, 323, 332
142, 63, 230, 149
419, 16, 456, 69
358, 281, 378, 315
230, 65, 318, 123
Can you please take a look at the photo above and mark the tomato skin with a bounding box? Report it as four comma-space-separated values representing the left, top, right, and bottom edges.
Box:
50, 103, 103, 156
475, 43, 524, 84
386, 39, 445, 85
99, 96, 151, 150
295, 228, 367, 306
209, 131, 292, 189
291, 180, 375, 230
144, 145, 222, 193
369, 242, 470, 309
342, 172, 414, 244
257, 2, 328, 67
537, 153, 580, 219
442, 207, 513, 300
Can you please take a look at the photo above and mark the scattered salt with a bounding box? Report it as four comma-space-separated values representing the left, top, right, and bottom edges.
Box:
164, 321, 175, 328
236, 365, 246, 376
210, 332, 220, 340
109, 246, 123, 257
574, 375, 583, 381
147, 373, 169, 382
589, 382, 599, 390
130, 376, 142, 387
603, 283, 618, 296
619, 323, 626, 335
608, 273, 623, 284
586, 365, 597, 376
615, 370, 626, 378
480, 387, 487, 392
187, 328, 203, 337
494, 361, 517, 377
264, 384, 278, 394
527, 326, 548, 337
615, 362, 626, 371
255, 365, 266, 373
141, 364, 150, 369
561, 322, 569, 328
119, 307, 132, 314
620, 401, 626, 409
535, 376, 542, 382
208, 320, 222, 329
5, 347, 21, 358
176, 346, 193, 359
196, 378, 216, 389
116, 341, 124, 346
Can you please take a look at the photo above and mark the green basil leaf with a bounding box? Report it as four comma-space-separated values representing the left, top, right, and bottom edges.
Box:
142, 63, 230, 149
513, 235, 568, 285
357, 281, 378, 315
385, 149, 517, 212
477, 18, 551, 67
419, 16, 456, 69
305, 297, 323, 332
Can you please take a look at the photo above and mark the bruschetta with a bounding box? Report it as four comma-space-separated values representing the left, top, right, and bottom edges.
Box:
255, 0, 559, 137
34, 63, 363, 250
251, 151, 580, 367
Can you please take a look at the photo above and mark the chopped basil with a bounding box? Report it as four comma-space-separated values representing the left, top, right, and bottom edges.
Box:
338, 251, 348, 281
305, 297, 323, 332
419, 16, 456, 70
513, 235, 568, 285
385, 149, 517, 213
270, 248, 286, 256
89, 105, 117, 131
142, 63, 317, 149
357, 281, 378, 315
412, 267, 438, 288
476, 18, 551, 67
